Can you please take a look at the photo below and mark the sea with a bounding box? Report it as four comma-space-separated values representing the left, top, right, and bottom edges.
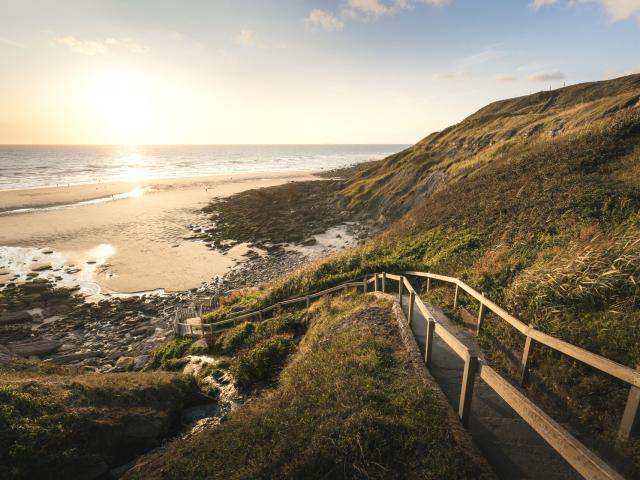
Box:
0, 144, 406, 191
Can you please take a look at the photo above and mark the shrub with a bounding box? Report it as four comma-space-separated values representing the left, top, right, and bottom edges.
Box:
213, 321, 255, 355
144, 338, 194, 370
231, 334, 295, 388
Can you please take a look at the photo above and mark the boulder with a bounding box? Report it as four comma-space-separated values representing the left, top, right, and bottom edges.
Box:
133, 355, 149, 371
0, 310, 32, 325
114, 356, 135, 371
124, 415, 164, 440
8, 338, 62, 357
187, 338, 209, 355
52, 351, 103, 364
31, 263, 52, 272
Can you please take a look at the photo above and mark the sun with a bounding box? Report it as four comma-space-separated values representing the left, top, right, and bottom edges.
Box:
89, 69, 155, 144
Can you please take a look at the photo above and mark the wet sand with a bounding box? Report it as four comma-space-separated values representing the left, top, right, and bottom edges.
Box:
0, 172, 316, 294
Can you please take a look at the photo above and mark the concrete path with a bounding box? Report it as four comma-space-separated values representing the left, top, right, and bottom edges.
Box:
400, 293, 581, 480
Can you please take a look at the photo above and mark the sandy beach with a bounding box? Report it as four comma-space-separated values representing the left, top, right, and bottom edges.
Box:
0, 171, 316, 294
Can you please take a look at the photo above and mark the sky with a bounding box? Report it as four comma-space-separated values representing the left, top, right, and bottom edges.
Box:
1, 0, 639, 145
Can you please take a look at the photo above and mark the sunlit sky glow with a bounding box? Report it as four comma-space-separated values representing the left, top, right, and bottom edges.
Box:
1, 0, 639, 144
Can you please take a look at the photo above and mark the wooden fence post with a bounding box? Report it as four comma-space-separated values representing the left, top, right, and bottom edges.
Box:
459, 353, 478, 428
374, 273, 379, 292
305, 296, 310, 308
476, 293, 486, 336
408, 291, 415, 326
398, 276, 404, 302
619, 364, 640, 440
519, 325, 536, 386
382, 272, 387, 294
426, 277, 431, 293
363, 277, 368, 293
453, 284, 459, 310
424, 319, 435, 368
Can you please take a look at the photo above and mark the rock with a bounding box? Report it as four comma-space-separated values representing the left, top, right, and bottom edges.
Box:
42, 249, 54, 254
187, 338, 209, 355
115, 356, 135, 371
301, 237, 317, 246
182, 403, 220, 424
31, 263, 52, 272
124, 415, 164, 440
0, 344, 18, 364
133, 355, 149, 371
0, 310, 32, 325
8, 338, 62, 357
52, 351, 103, 364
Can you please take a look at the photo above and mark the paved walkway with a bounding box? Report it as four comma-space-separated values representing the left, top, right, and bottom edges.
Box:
400, 293, 581, 480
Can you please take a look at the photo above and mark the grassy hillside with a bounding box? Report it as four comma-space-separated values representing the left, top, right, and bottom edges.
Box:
199, 74, 640, 476
342, 74, 640, 218
0, 362, 195, 480
126, 293, 489, 480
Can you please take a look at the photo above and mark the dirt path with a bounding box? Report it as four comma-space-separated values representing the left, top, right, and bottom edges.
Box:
400, 294, 581, 480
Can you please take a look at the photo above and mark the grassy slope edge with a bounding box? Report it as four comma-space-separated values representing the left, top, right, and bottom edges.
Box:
126, 293, 489, 480
0, 363, 195, 480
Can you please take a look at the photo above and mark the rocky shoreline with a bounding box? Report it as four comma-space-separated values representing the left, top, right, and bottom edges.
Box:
0, 234, 360, 372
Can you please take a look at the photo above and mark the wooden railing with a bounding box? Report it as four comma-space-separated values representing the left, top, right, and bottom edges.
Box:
177, 270, 636, 480
175, 279, 367, 335
402, 271, 640, 443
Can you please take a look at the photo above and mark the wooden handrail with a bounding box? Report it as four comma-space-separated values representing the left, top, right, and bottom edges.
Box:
403, 271, 640, 389
479, 364, 624, 480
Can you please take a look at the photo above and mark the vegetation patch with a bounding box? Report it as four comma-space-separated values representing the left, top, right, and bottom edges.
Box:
0, 365, 195, 480
144, 338, 194, 370
231, 333, 295, 389
124, 293, 485, 479
202, 180, 351, 247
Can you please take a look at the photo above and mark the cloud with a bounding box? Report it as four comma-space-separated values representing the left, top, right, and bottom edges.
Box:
305, 9, 345, 31
531, 0, 640, 22
495, 74, 517, 82
432, 72, 460, 80
529, 0, 559, 10
0, 36, 25, 49
456, 47, 509, 69
527, 71, 566, 81
306, 0, 449, 31
56, 36, 148, 55
237, 29, 257, 46
584, 0, 640, 21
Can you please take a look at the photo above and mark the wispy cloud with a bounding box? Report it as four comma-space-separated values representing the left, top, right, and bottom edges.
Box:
432, 72, 464, 80
0, 36, 26, 49
527, 71, 565, 82
495, 74, 517, 82
56, 36, 148, 55
456, 46, 509, 69
304, 9, 345, 32
531, 0, 640, 22
306, 0, 450, 32
529, 0, 558, 11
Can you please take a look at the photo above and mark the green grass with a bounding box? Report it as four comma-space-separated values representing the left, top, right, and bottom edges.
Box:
124, 293, 485, 480
0, 366, 195, 480
144, 338, 194, 370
